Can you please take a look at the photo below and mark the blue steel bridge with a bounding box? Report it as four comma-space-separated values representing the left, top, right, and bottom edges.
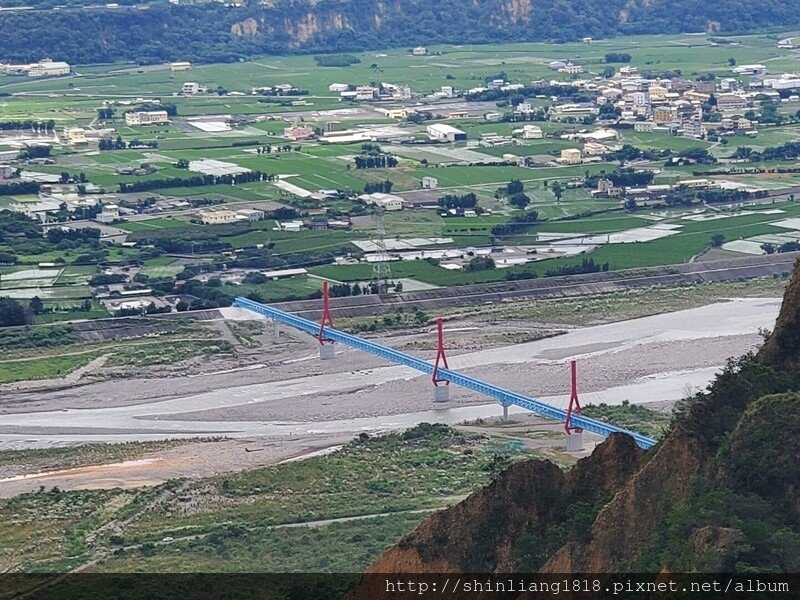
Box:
233, 296, 657, 450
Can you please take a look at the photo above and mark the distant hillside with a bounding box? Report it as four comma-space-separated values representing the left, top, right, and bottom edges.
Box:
349, 260, 800, 582
0, 0, 799, 65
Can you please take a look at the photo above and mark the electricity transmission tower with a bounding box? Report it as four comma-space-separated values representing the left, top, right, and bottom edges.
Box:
371, 207, 391, 292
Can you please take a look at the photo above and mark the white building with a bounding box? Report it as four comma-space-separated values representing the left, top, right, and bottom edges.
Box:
328, 83, 350, 92
170, 61, 192, 71
733, 64, 767, 76
422, 176, 438, 189
412, 46, 428, 56
27, 60, 70, 77
632, 91, 649, 107
559, 62, 584, 75
201, 210, 238, 225
763, 75, 800, 91
355, 86, 378, 101
125, 111, 169, 126
358, 192, 403, 211
236, 209, 265, 222
515, 101, 534, 114
426, 123, 466, 142
181, 82, 200, 95
94, 204, 120, 223
522, 125, 543, 139
583, 142, 608, 156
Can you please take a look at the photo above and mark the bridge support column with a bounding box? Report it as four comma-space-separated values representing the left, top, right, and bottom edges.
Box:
431, 317, 450, 405
502, 402, 512, 422
318, 280, 336, 360
564, 359, 584, 451
433, 385, 450, 405
272, 320, 280, 338
565, 431, 584, 452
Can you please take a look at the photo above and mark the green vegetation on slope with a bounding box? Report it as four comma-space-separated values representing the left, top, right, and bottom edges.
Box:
1, 0, 799, 64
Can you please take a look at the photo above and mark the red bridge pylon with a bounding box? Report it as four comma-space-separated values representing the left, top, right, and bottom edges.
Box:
565, 359, 584, 450
432, 317, 450, 404
318, 281, 336, 359
565, 360, 583, 434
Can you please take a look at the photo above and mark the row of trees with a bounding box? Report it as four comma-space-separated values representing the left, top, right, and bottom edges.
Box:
438, 193, 477, 209
363, 180, 394, 194
585, 168, 656, 188
98, 136, 128, 151
314, 54, 360, 67
0, 119, 55, 131
0, 181, 40, 196
544, 257, 609, 277
328, 282, 382, 297
491, 210, 539, 236
119, 171, 271, 193
467, 84, 593, 104
19, 146, 51, 160
353, 155, 398, 169
732, 142, 800, 163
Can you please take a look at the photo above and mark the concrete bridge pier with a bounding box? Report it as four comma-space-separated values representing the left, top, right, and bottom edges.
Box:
501, 402, 512, 422
319, 342, 335, 360
433, 385, 450, 405
565, 432, 584, 452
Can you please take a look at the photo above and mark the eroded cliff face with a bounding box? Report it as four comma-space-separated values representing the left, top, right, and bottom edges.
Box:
358, 434, 642, 580
356, 262, 800, 580
542, 424, 708, 572
503, 0, 533, 23
759, 258, 800, 372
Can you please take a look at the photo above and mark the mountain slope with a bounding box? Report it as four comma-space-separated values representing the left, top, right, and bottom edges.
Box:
0, 0, 799, 64
353, 259, 800, 581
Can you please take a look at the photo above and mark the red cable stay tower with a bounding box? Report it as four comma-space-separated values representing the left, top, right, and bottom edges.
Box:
565, 359, 583, 435
318, 281, 336, 351
432, 317, 449, 387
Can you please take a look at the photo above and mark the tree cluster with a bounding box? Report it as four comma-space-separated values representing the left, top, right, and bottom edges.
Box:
0, 119, 55, 131
353, 155, 398, 169
119, 170, 270, 193
544, 257, 609, 277
438, 193, 477, 209
363, 180, 394, 194
604, 52, 632, 63
491, 210, 539, 236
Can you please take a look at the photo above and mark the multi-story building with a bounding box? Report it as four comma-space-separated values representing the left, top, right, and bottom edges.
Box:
716, 93, 748, 110
124, 111, 169, 126
181, 82, 200, 95
560, 148, 583, 164
653, 106, 676, 123
559, 62, 584, 75
200, 210, 238, 225
283, 125, 314, 141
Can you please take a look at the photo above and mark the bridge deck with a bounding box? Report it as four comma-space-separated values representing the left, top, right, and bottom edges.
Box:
233, 297, 657, 450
